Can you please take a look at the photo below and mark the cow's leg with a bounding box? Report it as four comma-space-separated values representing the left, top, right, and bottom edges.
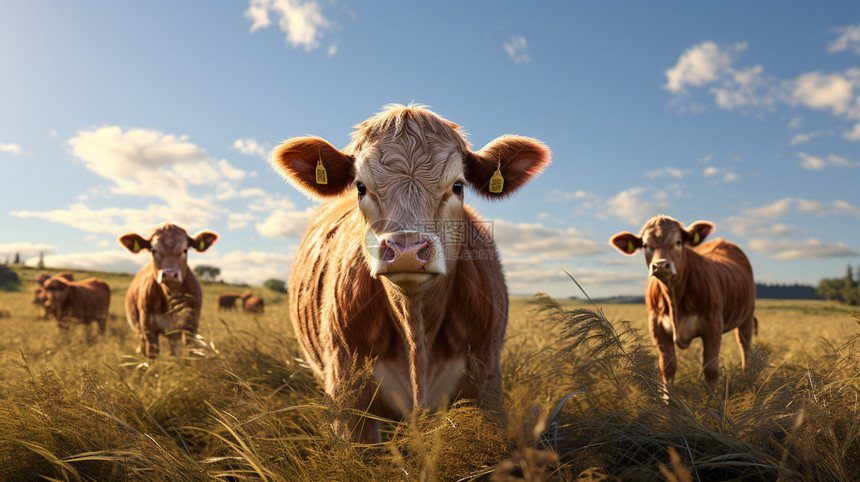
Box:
650, 315, 676, 400
142, 331, 160, 358
735, 316, 755, 372
701, 334, 721, 391
98, 315, 107, 334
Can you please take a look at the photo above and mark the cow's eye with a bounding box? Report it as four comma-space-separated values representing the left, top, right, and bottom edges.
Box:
151, 249, 157, 256
642, 243, 648, 249
452, 181, 464, 197
676, 240, 682, 246
356, 182, 366, 197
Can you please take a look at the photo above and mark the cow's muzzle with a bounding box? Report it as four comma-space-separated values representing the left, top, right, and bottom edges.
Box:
366, 230, 446, 279
649, 259, 676, 283
157, 269, 183, 284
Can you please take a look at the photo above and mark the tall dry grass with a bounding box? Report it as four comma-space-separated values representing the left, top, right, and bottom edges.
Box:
0, 266, 857, 480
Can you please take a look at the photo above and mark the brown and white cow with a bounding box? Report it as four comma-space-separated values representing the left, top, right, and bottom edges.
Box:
610, 216, 757, 392
42, 275, 111, 333
240, 292, 264, 313
119, 223, 218, 357
217, 292, 242, 311
269, 104, 550, 441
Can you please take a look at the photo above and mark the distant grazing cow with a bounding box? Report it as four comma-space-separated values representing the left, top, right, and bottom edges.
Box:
610, 216, 757, 392
217, 293, 242, 311
269, 104, 550, 441
42, 275, 111, 333
119, 223, 218, 357
241, 292, 264, 313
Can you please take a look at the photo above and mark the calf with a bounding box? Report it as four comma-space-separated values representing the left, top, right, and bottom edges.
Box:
270, 104, 550, 441
241, 292, 264, 314
34, 271, 74, 319
217, 292, 242, 311
610, 216, 756, 392
119, 223, 218, 357
42, 275, 111, 333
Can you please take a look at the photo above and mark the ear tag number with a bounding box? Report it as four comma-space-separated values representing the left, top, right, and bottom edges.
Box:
199, 239, 206, 251
315, 156, 328, 185
627, 240, 636, 253
488, 159, 504, 194
132, 239, 141, 253
693, 232, 700, 244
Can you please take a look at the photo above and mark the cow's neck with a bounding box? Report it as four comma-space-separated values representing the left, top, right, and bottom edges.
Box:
381, 276, 450, 410
659, 251, 693, 320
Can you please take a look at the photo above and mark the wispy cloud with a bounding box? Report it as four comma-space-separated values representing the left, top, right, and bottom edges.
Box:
0, 242, 57, 260
645, 167, 688, 179
703, 166, 739, 182
0, 142, 22, 155
605, 187, 669, 226
789, 130, 826, 145
245, 0, 332, 51
742, 197, 860, 219
256, 205, 316, 238
798, 152, 860, 170
503, 36, 530, 64
828, 24, 860, 56
233, 138, 269, 158
748, 238, 858, 259
492, 219, 608, 259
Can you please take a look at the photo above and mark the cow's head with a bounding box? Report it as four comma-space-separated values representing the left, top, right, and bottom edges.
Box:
42, 275, 72, 312
119, 223, 218, 289
270, 104, 550, 291
610, 216, 714, 284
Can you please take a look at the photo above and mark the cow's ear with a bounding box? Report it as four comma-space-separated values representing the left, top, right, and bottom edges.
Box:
119, 234, 150, 254
610, 232, 643, 255
684, 221, 714, 246
189, 231, 218, 252
269, 136, 356, 200
465, 135, 551, 199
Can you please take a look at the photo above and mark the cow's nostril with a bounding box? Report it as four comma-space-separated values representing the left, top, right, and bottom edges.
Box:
380, 243, 397, 262
416, 244, 431, 262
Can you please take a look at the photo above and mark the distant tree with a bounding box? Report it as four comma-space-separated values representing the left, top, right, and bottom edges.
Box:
842, 265, 859, 305
37, 251, 45, 269
13, 253, 20, 265
193, 265, 221, 281
263, 278, 288, 294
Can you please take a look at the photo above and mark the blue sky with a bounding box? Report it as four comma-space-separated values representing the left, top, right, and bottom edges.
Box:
1, 1, 859, 298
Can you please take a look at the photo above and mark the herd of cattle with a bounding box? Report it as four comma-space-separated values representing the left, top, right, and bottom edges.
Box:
25, 105, 760, 442
32, 224, 264, 357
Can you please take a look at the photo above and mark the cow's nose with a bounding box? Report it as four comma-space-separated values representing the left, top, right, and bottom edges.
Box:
158, 269, 182, 284
379, 233, 433, 273
650, 259, 672, 274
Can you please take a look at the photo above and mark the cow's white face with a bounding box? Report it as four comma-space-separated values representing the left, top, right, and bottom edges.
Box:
353, 126, 468, 289
119, 223, 218, 290
269, 104, 552, 292
610, 215, 714, 285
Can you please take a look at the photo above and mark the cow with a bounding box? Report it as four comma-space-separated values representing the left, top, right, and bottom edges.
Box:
34, 271, 74, 319
269, 104, 551, 441
217, 292, 242, 311
42, 275, 111, 333
118, 223, 218, 358
241, 292, 264, 314
610, 215, 757, 394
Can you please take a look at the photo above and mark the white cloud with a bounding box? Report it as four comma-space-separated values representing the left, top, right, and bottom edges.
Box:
228, 212, 256, 230
201, 249, 296, 286
789, 131, 826, 145
742, 198, 794, 218
645, 167, 688, 179
0, 242, 57, 260
789, 71, 857, 116
741, 197, 860, 220
492, 219, 609, 259
503, 36, 530, 64
327, 44, 337, 57
233, 138, 268, 157
664, 41, 746, 94
720, 216, 800, 238
748, 238, 859, 260
828, 24, 860, 56
255, 206, 316, 238
702, 166, 738, 181
245, 0, 332, 51
605, 187, 668, 226
0, 142, 22, 154
798, 152, 860, 170
24, 250, 144, 274
68, 126, 245, 202
13, 202, 222, 235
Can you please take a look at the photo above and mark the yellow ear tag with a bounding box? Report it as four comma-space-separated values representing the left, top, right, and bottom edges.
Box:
132, 239, 141, 253
199, 239, 206, 251
488, 159, 504, 194
627, 240, 636, 253
315, 156, 328, 185
693, 232, 700, 244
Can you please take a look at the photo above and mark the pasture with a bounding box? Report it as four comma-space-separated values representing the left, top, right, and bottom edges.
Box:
0, 266, 858, 480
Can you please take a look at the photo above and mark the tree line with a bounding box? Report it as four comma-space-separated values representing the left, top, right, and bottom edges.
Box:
817, 265, 860, 305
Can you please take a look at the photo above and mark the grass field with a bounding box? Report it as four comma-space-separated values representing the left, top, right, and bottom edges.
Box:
0, 266, 858, 480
